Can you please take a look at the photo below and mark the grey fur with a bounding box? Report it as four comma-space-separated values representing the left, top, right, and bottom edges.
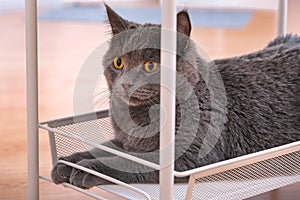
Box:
51, 5, 300, 188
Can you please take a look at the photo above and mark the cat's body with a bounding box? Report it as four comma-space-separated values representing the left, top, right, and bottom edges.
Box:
216, 42, 300, 158
51, 5, 300, 188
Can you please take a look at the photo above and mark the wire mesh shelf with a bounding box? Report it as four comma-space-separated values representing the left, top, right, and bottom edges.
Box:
190, 150, 300, 200
39, 110, 300, 200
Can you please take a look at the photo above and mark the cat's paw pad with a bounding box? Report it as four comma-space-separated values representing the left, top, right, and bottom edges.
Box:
69, 160, 109, 189
51, 162, 73, 184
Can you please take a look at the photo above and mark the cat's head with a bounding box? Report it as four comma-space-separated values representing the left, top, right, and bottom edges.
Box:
103, 4, 200, 107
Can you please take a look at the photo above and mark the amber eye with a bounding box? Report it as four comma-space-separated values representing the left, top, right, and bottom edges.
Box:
113, 57, 124, 69
144, 61, 158, 73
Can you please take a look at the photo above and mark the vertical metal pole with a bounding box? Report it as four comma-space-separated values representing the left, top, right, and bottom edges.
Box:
278, 0, 288, 35
160, 0, 176, 199
25, 0, 39, 199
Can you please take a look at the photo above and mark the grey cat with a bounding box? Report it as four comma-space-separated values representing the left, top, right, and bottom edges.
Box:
51, 4, 300, 189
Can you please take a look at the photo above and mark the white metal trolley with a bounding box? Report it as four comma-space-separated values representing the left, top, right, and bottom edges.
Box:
26, 0, 300, 199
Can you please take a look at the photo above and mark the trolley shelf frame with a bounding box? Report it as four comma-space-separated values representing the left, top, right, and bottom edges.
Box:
26, 0, 293, 199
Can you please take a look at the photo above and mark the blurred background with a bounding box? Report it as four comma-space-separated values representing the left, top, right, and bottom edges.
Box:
0, 0, 299, 199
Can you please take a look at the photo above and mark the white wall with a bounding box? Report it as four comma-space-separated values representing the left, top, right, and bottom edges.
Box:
0, 0, 278, 12
0, 0, 24, 11
61, 0, 279, 10
178, 0, 279, 10
62, 0, 154, 3
0, 0, 62, 11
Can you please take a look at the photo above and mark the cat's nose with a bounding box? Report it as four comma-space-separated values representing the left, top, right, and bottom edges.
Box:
122, 83, 133, 90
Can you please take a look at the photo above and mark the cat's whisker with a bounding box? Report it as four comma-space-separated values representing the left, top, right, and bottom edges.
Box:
94, 92, 110, 98
145, 98, 159, 109
93, 91, 110, 100
94, 97, 110, 107
93, 89, 110, 98
94, 98, 109, 106
93, 91, 110, 104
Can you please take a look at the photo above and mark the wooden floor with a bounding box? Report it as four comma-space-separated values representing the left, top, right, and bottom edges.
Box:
1, 1, 299, 199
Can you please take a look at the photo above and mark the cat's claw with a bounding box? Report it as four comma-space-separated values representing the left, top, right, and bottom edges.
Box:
51, 162, 73, 184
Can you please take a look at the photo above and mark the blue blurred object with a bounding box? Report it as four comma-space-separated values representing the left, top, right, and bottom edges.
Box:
39, 5, 253, 28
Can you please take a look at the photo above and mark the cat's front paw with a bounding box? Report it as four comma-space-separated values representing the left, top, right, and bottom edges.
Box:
51, 161, 73, 184
69, 159, 110, 189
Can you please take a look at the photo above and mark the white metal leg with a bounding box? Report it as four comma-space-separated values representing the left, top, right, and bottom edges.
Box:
278, 0, 288, 35
160, 0, 177, 199
25, 0, 39, 199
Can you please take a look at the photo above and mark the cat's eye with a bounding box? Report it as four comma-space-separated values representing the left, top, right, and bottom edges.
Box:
144, 61, 158, 73
113, 57, 124, 69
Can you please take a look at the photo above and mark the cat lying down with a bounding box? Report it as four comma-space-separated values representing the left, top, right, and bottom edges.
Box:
51, 4, 300, 189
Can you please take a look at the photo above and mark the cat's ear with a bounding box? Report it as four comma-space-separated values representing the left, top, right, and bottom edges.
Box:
105, 4, 128, 35
177, 10, 191, 36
